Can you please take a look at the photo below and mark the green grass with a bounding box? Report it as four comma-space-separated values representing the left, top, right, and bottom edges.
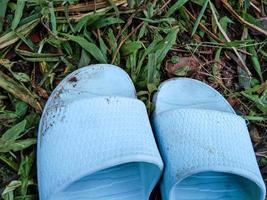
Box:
0, 0, 267, 199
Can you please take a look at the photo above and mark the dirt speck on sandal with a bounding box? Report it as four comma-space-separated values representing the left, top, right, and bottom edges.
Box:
68, 76, 78, 82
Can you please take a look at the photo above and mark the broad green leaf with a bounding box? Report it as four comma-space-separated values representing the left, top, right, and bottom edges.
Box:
11, 139, 37, 152
78, 49, 90, 68
0, 138, 36, 152
247, 41, 263, 81
18, 152, 34, 197
140, 29, 178, 88
122, 41, 142, 55
2, 120, 27, 140
165, 0, 188, 17
0, 19, 39, 49
15, 101, 28, 117
136, 35, 162, 76
74, 12, 105, 32
99, 37, 108, 61
147, 53, 157, 84
2, 180, 21, 197
153, 28, 179, 63
62, 33, 107, 63
91, 17, 124, 29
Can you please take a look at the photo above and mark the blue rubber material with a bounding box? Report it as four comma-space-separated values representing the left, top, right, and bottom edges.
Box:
152, 78, 266, 200
37, 64, 163, 200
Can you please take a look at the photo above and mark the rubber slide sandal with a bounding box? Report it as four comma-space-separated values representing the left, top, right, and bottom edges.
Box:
37, 64, 163, 200
152, 78, 266, 200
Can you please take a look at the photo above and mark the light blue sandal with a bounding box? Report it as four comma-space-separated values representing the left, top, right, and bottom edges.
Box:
152, 78, 266, 200
37, 64, 163, 200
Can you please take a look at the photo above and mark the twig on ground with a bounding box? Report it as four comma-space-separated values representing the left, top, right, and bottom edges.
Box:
184, 8, 224, 43
210, 1, 252, 76
111, 22, 144, 64
221, 0, 267, 37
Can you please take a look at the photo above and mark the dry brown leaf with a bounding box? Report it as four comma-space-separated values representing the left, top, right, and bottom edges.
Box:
165, 56, 200, 76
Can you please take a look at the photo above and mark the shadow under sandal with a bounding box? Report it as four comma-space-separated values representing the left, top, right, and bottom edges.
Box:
152, 78, 266, 200
37, 64, 163, 200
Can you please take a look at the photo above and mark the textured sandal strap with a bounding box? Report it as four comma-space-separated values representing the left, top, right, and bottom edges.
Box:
153, 108, 265, 198
38, 97, 163, 199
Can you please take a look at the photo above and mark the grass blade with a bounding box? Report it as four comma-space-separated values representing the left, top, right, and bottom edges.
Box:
122, 41, 142, 56
2, 120, 27, 140
165, 0, 188, 17
62, 33, 107, 63
107, 0, 119, 16
0, 138, 36, 152
209, 1, 251, 76
0, 0, 9, 33
0, 70, 42, 110
147, 53, 157, 84
74, 12, 105, 32
247, 40, 263, 81
11, 0, 26, 30
91, 17, 124, 29
49, 1, 57, 34
0, 154, 19, 171
0, 19, 39, 49
191, 0, 209, 36
154, 28, 179, 63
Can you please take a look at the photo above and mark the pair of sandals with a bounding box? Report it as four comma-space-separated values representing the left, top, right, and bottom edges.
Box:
37, 64, 266, 200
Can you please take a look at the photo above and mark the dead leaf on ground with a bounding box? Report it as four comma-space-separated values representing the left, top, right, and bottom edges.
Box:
0, 70, 42, 111
165, 56, 200, 77
227, 96, 238, 108
249, 125, 262, 144
31, 82, 49, 99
